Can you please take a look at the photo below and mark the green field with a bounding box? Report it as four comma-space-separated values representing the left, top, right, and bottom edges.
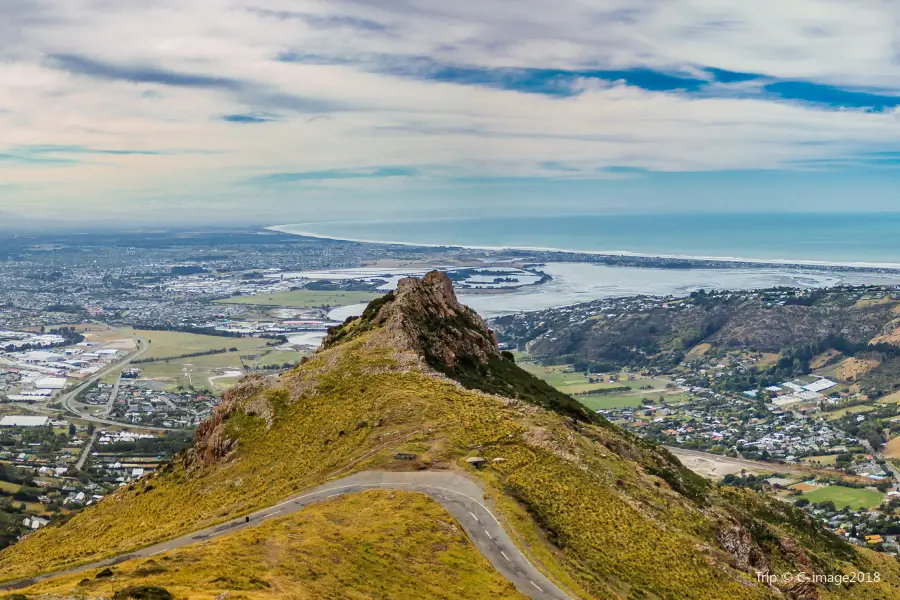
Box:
216, 290, 380, 308
134, 329, 271, 360
800, 485, 885, 509
517, 363, 678, 410
519, 364, 670, 392
135, 344, 306, 393
821, 404, 875, 420
0, 481, 21, 494
800, 454, 840, 466
577, 395, 646, 411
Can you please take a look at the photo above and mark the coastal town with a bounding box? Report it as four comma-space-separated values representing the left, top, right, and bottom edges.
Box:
5, 229, 900, 555
496, 284, 900, 556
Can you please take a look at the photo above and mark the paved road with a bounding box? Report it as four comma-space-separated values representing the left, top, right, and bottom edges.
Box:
0, 471, 573, 600
58, 339, 185, 432
103, 371, 123, 417
74, 431, 98, 471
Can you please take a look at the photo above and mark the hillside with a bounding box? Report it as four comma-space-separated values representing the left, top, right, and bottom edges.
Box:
1, 273, 899, 600
499, 287, 900, 396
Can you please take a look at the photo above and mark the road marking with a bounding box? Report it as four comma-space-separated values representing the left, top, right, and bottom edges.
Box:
148, 550, 164, 556
484, 529, 492, 539
1, 476, 571, 599
530, 581, 543, 592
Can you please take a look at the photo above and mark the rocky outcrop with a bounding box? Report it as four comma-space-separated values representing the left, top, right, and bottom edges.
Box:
325, 270, 499, 370
716, 523, 770, 574
182, 374, 271, 472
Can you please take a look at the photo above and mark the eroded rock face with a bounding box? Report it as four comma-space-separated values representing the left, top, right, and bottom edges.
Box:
716, 524, 770, 574
370, 271, 499, 369
182, 374, 271, 472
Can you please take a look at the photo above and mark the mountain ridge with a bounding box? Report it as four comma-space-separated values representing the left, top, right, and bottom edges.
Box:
0, 272, 898, 600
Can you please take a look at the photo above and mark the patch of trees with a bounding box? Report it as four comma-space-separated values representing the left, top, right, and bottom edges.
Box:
783, 289, 828, 306
574, 386, 633, 396
170, 266, 208, 275
102, 431, 194, 456
43, 304, 84, 314
571, 360, 617, 373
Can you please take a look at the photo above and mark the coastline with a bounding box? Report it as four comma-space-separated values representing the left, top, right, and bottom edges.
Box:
267, 224, 900, 271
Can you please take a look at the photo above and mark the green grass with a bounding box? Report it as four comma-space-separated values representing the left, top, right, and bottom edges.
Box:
101, 369, 122, 385
800, 454, 840, 466
518, 364, 671, 396
216, 290, 380, 308
135, 330, 270, 360
137, 347, 306, 392
800, 485, 885, 510
0, 481, 21, 494
577, 394, 647, 411
821, 404, 875, 420
15, 491, 525, 600
2, 294, 895, 600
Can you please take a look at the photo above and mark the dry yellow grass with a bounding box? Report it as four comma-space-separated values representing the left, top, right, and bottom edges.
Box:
880, 390, 900, 404
2, 309, 898, 600
684, 343, 712, 361
810, 349, 842, 369
871, 319, 900, 345
16, 490, 525, 600
838, 357, 881, 381
884, 436, 900, 459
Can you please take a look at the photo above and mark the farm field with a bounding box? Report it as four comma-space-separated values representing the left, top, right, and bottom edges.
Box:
131, 329, 271, 360
821, 404, 875, 420
135, 345, 305, 393
799, 485, 885, 510
518, 363, 670, 393
800, 454, 839, 466
517, 363, 681, 410
578, 394, 646, 411
879, 390, 900, 404
216, 290, 380, 308
884, 436, 900, 459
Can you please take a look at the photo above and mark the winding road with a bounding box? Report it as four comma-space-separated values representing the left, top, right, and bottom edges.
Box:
56, 339, 186, 432
0, 471, 574, 600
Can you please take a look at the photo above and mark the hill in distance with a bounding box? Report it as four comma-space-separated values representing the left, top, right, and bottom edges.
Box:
2, 272, 899, 600
509, 287, 900, 397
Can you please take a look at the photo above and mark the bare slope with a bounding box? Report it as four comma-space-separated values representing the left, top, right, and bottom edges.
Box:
1, 273, 898, 600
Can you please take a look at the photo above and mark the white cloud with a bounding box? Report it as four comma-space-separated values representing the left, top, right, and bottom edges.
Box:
2, 0, 900, 220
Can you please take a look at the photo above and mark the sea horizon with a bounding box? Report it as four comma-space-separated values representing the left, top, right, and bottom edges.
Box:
269, 212, 900, 269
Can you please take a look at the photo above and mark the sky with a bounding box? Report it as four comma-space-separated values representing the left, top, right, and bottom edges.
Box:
3, 0, 900, 226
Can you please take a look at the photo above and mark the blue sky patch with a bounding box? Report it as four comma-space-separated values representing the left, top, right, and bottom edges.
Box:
220, 113, 280, 124
250, 166, 417, 184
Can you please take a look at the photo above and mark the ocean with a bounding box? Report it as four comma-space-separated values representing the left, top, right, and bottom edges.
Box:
273, 212, 900, 266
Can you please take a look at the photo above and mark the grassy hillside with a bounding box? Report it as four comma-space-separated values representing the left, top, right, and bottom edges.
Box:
512, 290, 900, 363
14, 490, 524, 600
2, 276, 899, 599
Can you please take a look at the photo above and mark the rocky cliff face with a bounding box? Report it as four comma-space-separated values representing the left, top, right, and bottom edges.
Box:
183, 373, 273, 471
324, 270, 499, 368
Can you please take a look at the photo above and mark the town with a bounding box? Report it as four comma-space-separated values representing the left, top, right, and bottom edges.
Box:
496, 284, 900, 555
6, 228, 900, 555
